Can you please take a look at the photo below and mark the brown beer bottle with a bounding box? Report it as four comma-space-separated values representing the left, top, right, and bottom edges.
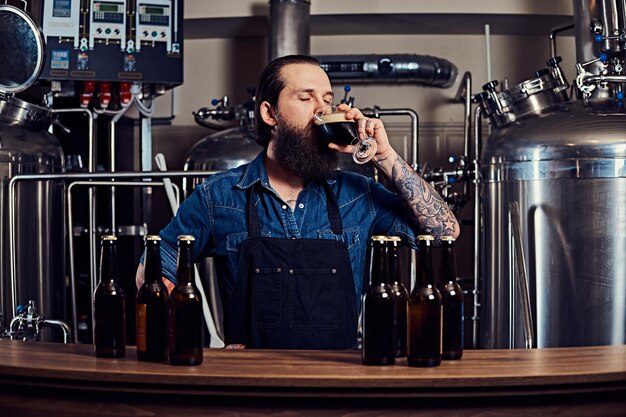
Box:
438, 236, 464, 360
387, 236, 409, 358
136, 235, 169, 361
93, 235, 126, 358
408, 234, 442, 367
361, 236, 396, 366
169, 235, 203, 366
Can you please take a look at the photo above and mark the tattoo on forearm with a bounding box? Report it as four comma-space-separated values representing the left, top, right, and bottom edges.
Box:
390, 155, 458, 237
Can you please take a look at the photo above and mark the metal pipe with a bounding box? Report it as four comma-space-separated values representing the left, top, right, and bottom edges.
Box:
108, 104, 132, 240
9, 316, 72, 344
362, 107, 419, 169
485, 24, 492, 83
549, 23, 575, 58
584, 74, 626, 83
43, 319, 72, 344
50, 108, 95, 336
269, 0, 310, 61
509, 201, 535, 349
472, 105, 483, 349
8, 170, 218, 342
453, 71, 472, 161
599, 0, 622, 53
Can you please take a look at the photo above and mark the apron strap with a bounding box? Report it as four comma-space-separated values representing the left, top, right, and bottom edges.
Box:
247, 181, 344, 238
247, 186, 262, 238
321, 181, 343, 235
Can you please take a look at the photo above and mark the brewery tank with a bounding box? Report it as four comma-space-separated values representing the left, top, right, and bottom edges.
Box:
476, 60, 626, 348
0, 5, 65, 339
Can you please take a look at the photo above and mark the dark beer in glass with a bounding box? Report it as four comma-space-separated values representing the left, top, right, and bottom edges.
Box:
314, 106, 378, 164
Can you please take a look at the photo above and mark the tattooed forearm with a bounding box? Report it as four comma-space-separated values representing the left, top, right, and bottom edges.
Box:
383, 154, 459, 238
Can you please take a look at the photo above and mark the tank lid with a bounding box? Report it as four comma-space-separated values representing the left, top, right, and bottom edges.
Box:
0, 5, 45, 95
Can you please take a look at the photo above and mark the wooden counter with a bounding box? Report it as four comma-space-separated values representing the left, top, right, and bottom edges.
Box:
0, 339, 625, 416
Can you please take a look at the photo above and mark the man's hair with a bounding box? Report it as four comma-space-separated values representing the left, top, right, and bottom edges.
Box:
254, 55, 322, 147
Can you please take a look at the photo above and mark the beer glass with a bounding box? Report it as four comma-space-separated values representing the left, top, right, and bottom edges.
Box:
314, 106, 378, 164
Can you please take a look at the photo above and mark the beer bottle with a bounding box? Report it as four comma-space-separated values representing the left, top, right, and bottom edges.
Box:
136, 235, 169, 361
408, 234, 442, 367
361, 236, 396, 366
438, 236, 464, 360
387, 236, 409, 358
93, 235, 126, 358
169, 235, 203, 366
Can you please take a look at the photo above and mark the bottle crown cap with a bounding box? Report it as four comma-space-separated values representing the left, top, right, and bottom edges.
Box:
387, 235, 401, 242
417, 234, 434, 241
178, 235, 195, 242
102, 235, 117, 241
440, 236, 456, 242
371, 235, 388, 242
145, 235, 161, 241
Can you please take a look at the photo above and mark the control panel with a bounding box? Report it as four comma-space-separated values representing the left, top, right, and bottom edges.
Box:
39, 0, 183, 86
136, 0, 175, 53
89, 0, 127, 50
42, 0, 81, 48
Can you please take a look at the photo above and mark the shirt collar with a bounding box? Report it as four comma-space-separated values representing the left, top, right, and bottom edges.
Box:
236, 151, 270, 191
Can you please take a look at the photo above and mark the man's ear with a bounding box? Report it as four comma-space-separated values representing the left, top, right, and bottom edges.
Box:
259, 101, 277, 127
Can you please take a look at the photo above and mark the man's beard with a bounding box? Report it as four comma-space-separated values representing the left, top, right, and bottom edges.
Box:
273, 118, 338, 182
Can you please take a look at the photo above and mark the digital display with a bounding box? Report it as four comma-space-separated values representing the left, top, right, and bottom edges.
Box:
145, 6, 164, 15
97, 4, 120, 12
53, 0, 72, 17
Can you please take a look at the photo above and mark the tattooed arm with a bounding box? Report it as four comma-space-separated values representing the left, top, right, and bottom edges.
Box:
333, 104, 460, 238
372, 151, 460, 238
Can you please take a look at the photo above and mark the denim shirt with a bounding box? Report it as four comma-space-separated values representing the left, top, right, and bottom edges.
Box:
158, 151, 419, 308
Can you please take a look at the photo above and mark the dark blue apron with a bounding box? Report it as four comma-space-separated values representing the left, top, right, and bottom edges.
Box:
223, 182, 358, 349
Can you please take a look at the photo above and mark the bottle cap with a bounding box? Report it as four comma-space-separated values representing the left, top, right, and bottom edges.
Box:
387, 236, 401, 242
178, 235, 195, 242
102, 235, 117, 241
440, 236, 456, 242
145, 235, 161, 241
371, 235, 388, 242
417, 234, 434, 241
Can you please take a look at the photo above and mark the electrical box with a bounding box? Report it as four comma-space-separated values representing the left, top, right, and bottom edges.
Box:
39, 0, 183, 86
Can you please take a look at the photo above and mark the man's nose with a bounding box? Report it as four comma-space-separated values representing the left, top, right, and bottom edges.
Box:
315, 100, 332, 115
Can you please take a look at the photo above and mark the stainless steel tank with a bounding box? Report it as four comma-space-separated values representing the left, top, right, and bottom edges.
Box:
0, 4, 65, 339
476, 58, 626, 348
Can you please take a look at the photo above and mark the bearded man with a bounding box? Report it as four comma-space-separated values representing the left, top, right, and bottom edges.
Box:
136, 55, 459, 349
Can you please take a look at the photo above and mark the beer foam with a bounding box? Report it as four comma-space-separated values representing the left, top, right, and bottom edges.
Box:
314, 112, 350, 125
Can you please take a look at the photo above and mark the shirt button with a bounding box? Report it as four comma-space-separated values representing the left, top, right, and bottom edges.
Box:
281, 204, 287, 210
298, 203, 304, 209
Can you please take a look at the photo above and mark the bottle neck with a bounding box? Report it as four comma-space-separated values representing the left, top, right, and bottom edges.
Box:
370, 241, 388, 285
417, 241, 434, 287
144, 241, 162, 284
388, 242, 401, 284
441, 243, 457, 284
99, 241, 118, 283
176, 241, 194, 285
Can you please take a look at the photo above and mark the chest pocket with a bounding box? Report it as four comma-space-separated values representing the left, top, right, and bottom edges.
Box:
227, 231, 271, 253
316, 228, 360, 250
